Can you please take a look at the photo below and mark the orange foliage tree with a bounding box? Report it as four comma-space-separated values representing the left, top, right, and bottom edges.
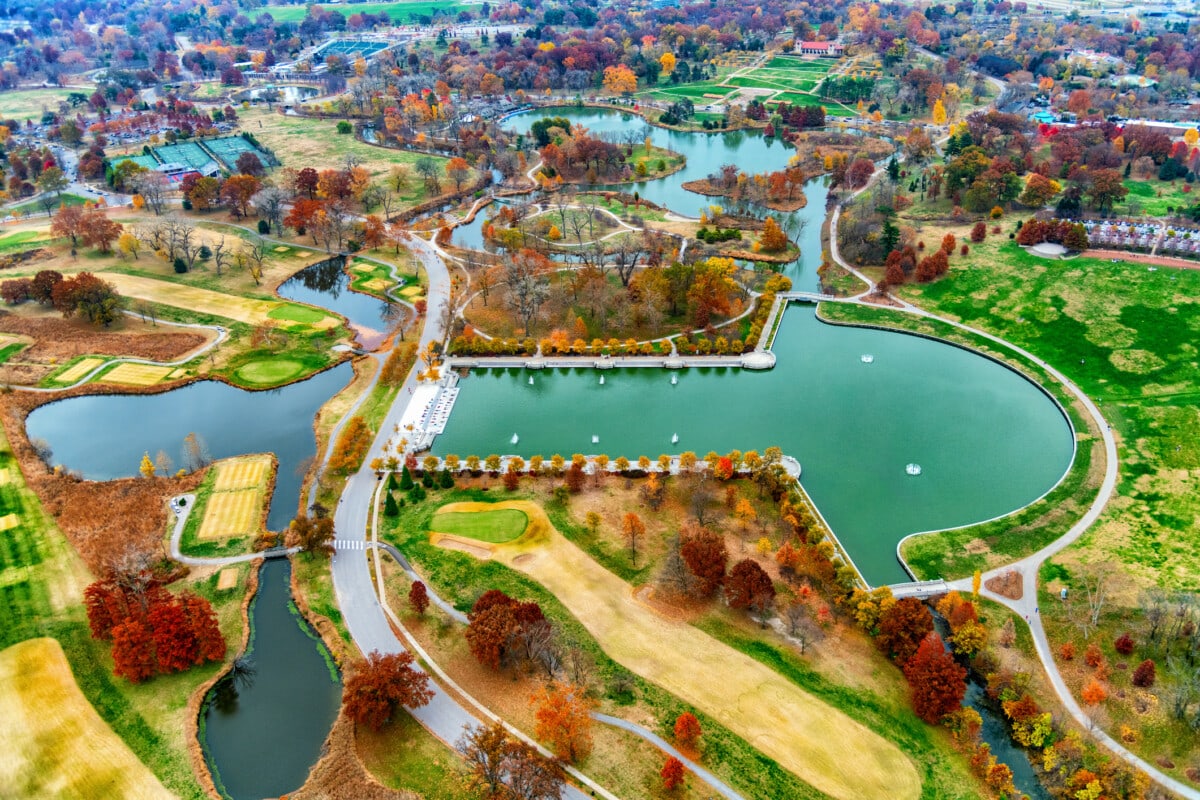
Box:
328, 416, 372, 472
531, 681, 594, 762
662, 756, 686, 790
903, 632, 967, 723
673, 712, 702, 751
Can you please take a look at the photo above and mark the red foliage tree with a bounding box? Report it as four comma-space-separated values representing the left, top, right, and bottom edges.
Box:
725, 559, 776, 613
970, 221, 987, 243
181, 592, 226, 664
343, 650, 433, 731
465, 591, 544, 671
84, 580, 133, 640
846, 158, 876, 189
148, 596, 199, 673
674, 712, 702, 750
1132, 659, 1156, 687
903, 632, 967, 723
661, 756, 686, 790
1114, 632, 1135, 655
680, 528, 728, 598
111, 620, 157, 683
409, 581, 430, 615
940, 233, 956, 254
564, 463, 585, 493
1084, 642, 1103, 667
877, 597, 934, 664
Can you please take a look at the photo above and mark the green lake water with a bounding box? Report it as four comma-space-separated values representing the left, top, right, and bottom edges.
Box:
434, 305, 1074, 585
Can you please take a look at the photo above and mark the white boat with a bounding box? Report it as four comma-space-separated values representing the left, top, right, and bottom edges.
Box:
511, 433, 519, 445
592, 435, 599, 444
906, 463, 921, 476
528, 376, 534, 385
671, 433, 679, 444
671, 375, 678, 385
861, 354, 874, 364
599, 375, 605, 385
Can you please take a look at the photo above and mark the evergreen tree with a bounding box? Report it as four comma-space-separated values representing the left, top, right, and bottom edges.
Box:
384, 491, 400, 517
399, 466, 414, 490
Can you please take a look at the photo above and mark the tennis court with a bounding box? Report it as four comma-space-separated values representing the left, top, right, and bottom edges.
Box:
315, 40, 389, 58
152, 142, 218, 173
204, 136, 271, 170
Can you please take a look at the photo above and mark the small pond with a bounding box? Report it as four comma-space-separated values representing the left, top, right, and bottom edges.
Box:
25, 362, 353, 530
201, 560, 342, 799
277, 256, 400, 350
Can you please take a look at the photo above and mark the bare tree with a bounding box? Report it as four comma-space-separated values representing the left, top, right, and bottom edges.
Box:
503, 251, 551, 334
251, 186, 288, 236
1068, 564, 1111, 639
1139, 587, 1171, 645
606, 235, 646, 287
130, 171, 172, 215
236, 240, 267, 285
782, 600, 821, 655
656, 534, 693, 597
690, 478, 716, 525
210, 236, 230, 277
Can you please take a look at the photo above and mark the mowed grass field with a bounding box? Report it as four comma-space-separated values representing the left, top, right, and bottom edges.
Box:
101, 363, 174, 386
433, 500, 920, 800
881, 233, 1200, 589
430, 505, 528, 543
0, 88, 79, 121
251, 0, 472, 23
240, 109, 467, 192
0, 638, 174, 800
198, 455, 272, 540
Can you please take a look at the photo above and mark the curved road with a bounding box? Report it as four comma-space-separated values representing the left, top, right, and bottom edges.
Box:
827, 157, 1197, 798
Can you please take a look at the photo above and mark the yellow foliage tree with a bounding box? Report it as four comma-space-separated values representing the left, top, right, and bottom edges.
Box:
659, 52, 676, 76
131, 194, 146, 210
1186, 128, 1199, 146
547, 224, 562, 240
603, 64, 638, 95
139, 452, 156, 478
932, 99, 948, 125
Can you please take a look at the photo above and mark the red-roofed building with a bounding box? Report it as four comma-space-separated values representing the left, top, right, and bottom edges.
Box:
796, 41, 844, 57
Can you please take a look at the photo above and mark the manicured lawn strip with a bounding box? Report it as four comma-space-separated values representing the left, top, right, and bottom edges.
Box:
357, 710, 469, 800
0, 342, 26, 365
817, 301, 1101, 580
0, 88, 78, 120
178, 469, 250, 559
430, 508, 528, 543
293, 555, 350, 647
6, 193, 90, 218
0, 229, 57, 253
381, 489, 824, 800
251, 1, 470, 23
694, 615, 983, 800
1121, 178, 1193, 217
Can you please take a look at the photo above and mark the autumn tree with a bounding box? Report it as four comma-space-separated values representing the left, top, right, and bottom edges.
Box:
181, 592, 226, 664
459, 721, 566, 800
50, 205, 86, 247
1086, 169, 1128, 214
621, 512, 646, 565
877, 597, 934, 664
725, 559, 776, 619
446, 157, 471, 191
328, 415, 371, 472
287, 513, 335, 557
111, 620, 157, 683
680, 526, 727, 597
1018, 173, 1061, 208
531, 680, 594, 762
931, 99, 947, 125
845, 158, 875, 189
409, 581, 430, 615
342, 650, 433, 731
903, 632, 966, 723
221, 175, 262, 218
459, 721, 509, 798
148, 597, 199, 673
760, 216, 788, 252
1132, 659, 1156, 688
603, 64, 638, 96
1081, 679, 1107, 706
674, 712, 702, 752
661, 756, 686, 790
466, 590, 547, 672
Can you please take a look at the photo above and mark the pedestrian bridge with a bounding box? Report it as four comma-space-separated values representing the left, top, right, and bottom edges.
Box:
887, 579, 949, 599
778, 291, 838, 303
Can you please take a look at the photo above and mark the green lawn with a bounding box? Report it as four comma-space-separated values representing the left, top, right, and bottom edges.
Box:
0, 88, 79, 121
6, 193, 90, 217
251, 1, 472, 22
879, 239, 1200, 589
1121, 179, 1194, 217
429, 508, 528, 543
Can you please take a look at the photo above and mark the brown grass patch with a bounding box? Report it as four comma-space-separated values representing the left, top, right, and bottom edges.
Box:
0, 310, 209, 362
0, 393, 203, 576
290, 710, 420, 800
985, 570, 1024, 600
215, 568, 239, 591
101, 363, 173, 386
102, 273, 278, 325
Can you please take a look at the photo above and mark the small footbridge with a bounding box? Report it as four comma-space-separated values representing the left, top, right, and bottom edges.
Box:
777, 291, 838, 303
887, 579, 950, 599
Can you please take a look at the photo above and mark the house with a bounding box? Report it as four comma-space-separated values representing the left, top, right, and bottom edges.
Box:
796, 41, 844, 57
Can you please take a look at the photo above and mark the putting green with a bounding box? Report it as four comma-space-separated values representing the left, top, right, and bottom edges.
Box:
433, 500, 920, 800
430, 508, 528, 543
235, 358, 306, 385
268, 304, 329, 325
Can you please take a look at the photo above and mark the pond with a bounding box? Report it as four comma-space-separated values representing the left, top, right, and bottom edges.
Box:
25, 362, 353, 531
434, 304, 1074, 586
201, 559, 342, 800
502, 107, 827, 291
277, 256, 399, 350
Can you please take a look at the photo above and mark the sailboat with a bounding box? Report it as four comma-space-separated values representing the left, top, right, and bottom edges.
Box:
599, 375, 605, 385
671, 433, 679, 444
511, 433, 519, 445
671, 375, 678, 385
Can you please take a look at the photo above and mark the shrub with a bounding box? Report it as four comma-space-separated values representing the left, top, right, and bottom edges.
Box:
336, 120, 352, 134
258, 219, 270, 234
990, 205, 1004, 219
1114, 633, 1135, 655
1081, 679, 1107, 706
1084, 642, 1103, 667
1059, 642, 1076, 661
970, 221, 987, 242
1132, 659, 1156, 687
173, 257, 187, 274
960, 244, 969, 255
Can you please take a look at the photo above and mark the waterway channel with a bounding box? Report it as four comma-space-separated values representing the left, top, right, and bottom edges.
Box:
277, 256, 398, 349
200, 559, 342, 800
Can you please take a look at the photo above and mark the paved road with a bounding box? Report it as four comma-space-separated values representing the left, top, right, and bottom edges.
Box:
825, 111, 1197, 800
